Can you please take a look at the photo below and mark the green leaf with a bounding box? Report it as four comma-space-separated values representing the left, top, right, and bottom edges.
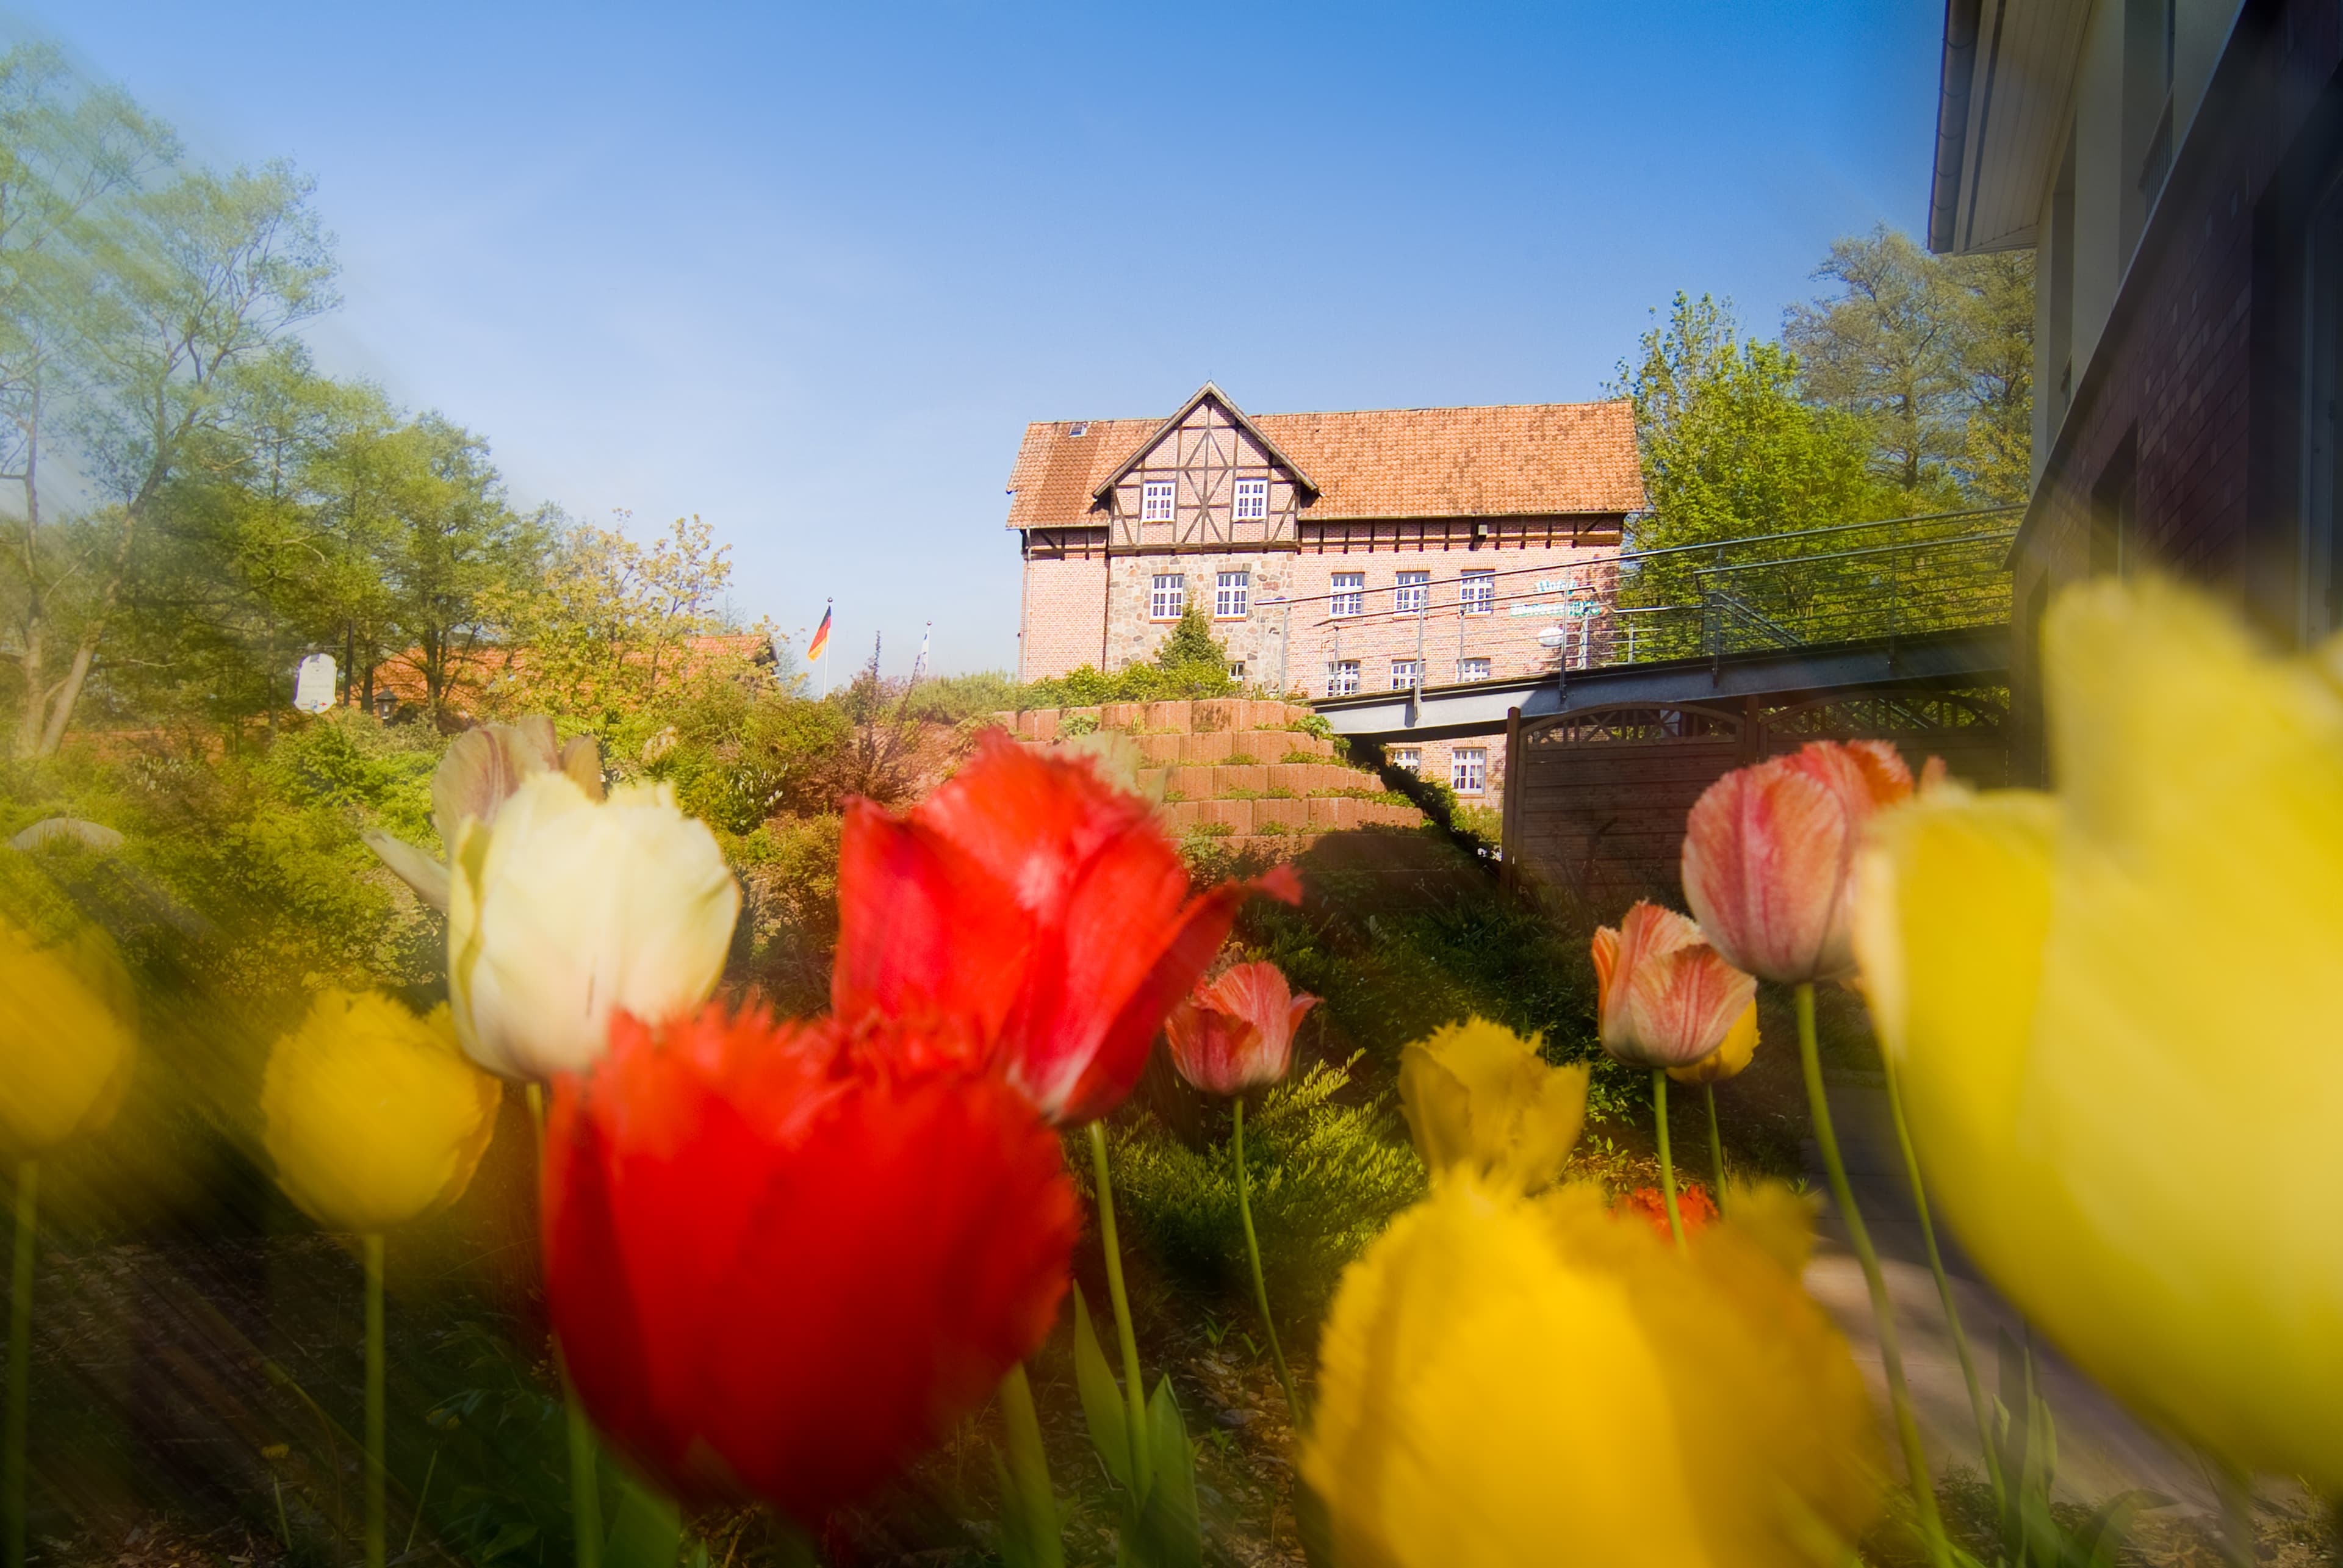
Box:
1073, 1284, 1132, 1491
2071, 1489, 2171, 1568
603, 1468, 683, 1568
1131, 1378, 1200, 1568
995, 1451, 1045, 1568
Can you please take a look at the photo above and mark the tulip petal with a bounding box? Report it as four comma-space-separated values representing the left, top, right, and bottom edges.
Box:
1683, 760, 1852, 983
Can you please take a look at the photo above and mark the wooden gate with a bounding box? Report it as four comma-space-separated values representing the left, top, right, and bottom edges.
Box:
1500, 686, 2007, 908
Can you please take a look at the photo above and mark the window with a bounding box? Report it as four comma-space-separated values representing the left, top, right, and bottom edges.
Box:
1233, 478, 1268, 521
1451, 746, 1488, 795
1215, 570, 1250, 619
1141, 480, 1175, 522
1330, 572, 1364, 617
1390, 658, 1421, 690
1325, 660, 1360, 696
1149, 574, 1185, 620
1459, 656, 1491, 681
1461, 569, 1495, 615
1226, 660, 1246, 680
1396, 570, 1429, 613
1390, 746, 1421, 773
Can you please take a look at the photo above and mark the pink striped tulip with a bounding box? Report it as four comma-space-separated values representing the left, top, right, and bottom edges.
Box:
1165, 961, 1320, 1096
1681, 741, 1915, 984
1590, 902, 1757, 1071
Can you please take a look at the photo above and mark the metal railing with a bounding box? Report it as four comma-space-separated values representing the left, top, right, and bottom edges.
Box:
1274, 506, 2020, 689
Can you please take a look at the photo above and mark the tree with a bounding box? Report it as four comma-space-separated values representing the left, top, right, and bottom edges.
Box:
1611, 292, 1884, 555
0, 45, 177, 753
484, 512, 730, 722
1, 128, 336, 754
1784, 225, 2035, 507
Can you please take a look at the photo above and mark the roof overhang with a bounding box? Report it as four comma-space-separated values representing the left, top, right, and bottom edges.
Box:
1926, 0, 2092, 254
1090, 381, 1322, 504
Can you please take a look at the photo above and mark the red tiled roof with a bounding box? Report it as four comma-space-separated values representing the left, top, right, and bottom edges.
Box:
1004, 395, 1644, 527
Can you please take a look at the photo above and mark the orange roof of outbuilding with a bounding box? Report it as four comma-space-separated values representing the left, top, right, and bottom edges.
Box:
1003, 394, 1644, 527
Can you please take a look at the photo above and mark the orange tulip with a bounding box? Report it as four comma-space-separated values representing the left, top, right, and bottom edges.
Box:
1164, 961, 1319, 1096
1680, 740, 1914, 984
1591, 902, 1756, 1071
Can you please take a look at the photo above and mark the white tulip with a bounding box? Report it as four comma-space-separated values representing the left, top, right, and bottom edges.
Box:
447, 770, 740, 1080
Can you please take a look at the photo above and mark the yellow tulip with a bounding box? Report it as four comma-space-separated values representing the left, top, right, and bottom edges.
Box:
1396, 1019, 1586, 1195
1854, 576, 2343, 1487
1668, 999, 1758, 1087
1301, 1178, 1882, 1567
447, 771, 740, 1081
0, 918, 135, 1157
262, 990, 502, 1234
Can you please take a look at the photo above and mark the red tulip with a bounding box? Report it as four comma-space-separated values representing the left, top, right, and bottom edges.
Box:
832, 732, 1300, 1123
1165, 961, 1320, 1096
540, 1000, 1079, 1521
1614, 1182, 1718, 1240
1589, 901, 1757, 1071
1680, 739, 1915, 984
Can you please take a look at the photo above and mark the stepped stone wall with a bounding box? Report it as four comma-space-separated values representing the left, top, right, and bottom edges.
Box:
989, 697, 1441, 862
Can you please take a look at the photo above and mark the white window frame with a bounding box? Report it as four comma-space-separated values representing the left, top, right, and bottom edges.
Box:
1149, 573, 1185, 620
1233, 477, 1269, 522
1226, 660, 1246, 680
1451, 746, 1488, 795
1389, 658, 1421, 690
1140, 480, 1176, 523
1395, 570, 1430, 614
1459, 656, 1491, 682
1460, 569, 1496, 616
1330, 572, 1364, 617
1215, 569, 1250, 619
1326, 660, 1360, 696
1390, 746, 1422, 774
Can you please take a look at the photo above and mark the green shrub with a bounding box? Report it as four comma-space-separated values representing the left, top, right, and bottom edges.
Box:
1279, 748, 1324, 764
1223, 751, 1259, 766
1057, 712, 1100, 736
1284, 713, 1336, 739
1103, 1055, 1424, 1326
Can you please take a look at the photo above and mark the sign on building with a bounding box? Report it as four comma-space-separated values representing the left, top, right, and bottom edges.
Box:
293, 653, 338, 714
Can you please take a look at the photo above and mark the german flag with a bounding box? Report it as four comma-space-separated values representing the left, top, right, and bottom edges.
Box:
807, 602, 832, 661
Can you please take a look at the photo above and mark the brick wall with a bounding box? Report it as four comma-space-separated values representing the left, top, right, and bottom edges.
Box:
1018, 525, 1622, 691
2015, 1, 2343, 775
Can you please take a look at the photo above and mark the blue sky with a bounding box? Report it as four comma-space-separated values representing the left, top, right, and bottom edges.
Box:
26, 2, 1948, 677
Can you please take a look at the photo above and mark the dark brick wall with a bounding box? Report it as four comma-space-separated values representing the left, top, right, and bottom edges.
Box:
2014, 0, 2343, 779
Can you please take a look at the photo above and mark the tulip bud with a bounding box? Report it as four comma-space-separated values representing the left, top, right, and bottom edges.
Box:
1165, 961, 1319, 1096
1853, 576, 2343, 1491
0, 918, 135, 1158
447, 771, 740, 1081
1300, 1181, 1882, 1567
1681, 740, 1915, 984
1589, 902, 1756, 1072
1397, 1019, 1586, 1195
261, 990, 502, 1234
542, 1002, 1079, 1520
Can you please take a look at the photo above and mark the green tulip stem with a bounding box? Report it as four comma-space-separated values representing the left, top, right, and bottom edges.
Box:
363, 1233, 386, 1568
997, 1362, 1063, 1568
1651, 1071, 1685, 1249
1233, 1098, 1300, 1423
1796, 983, 1951, 1568
5, 1160, 35, 1568
1085, 1121, 1153, 1498
526, 1084, 603, 1568
1880, 1048, 2001, 1506
1702, 1083, 1727, 1215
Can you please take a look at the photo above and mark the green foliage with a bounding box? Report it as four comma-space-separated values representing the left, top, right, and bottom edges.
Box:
1015, 604, 1238, 708
1239, 894, 1633, 1122
1104, 1057, 1425, 1326
1057, 711, 1100, 737
1283, 712, 1336, 739
902, 668, 1022, 724
1785, 225, 2034, 506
